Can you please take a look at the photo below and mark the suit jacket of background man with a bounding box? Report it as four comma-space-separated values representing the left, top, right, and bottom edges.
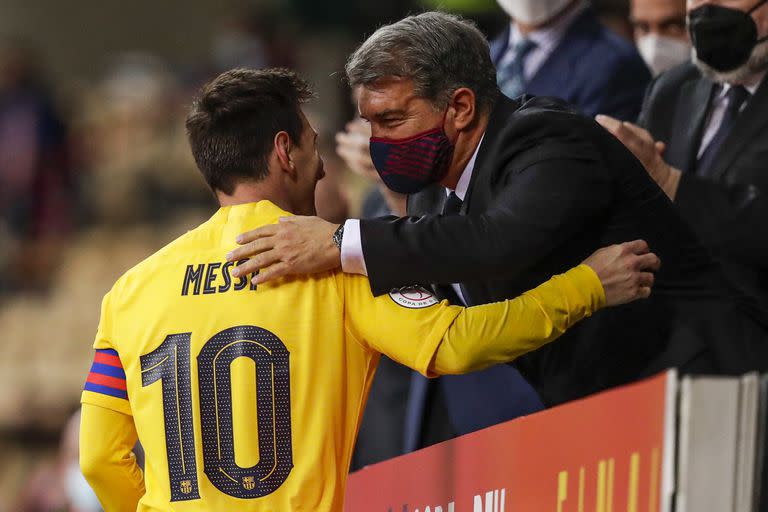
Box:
490, 8, 651, 121
638, 62, 768, 313
359, 95, 768, 408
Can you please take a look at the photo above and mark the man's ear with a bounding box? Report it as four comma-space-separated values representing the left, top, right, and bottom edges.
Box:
448, 87, 477, 131
273, 131, 296, 176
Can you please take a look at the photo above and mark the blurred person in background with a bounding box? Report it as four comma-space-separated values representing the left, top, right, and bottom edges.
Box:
14, 459, 66, 512
598, 0, 768, 313
491, 0, 651, 120
75, 53, 212, 226
0, 38, 73, 295
593, 0, 635, 40
14, 411, 101, 512
60, 411, 102, 512
630, 0, 690, 76
211, 17, 268, 73
209, 9, 297, 76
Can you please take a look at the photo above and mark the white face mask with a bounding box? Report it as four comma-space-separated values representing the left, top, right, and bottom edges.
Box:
497, 0, 574, 26
636, 34, 692, 76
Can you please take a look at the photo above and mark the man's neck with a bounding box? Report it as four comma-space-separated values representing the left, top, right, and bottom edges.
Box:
216, 182, 294, 213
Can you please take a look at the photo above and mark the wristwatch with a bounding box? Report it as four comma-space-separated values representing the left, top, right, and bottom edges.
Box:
332, 224, 344, 251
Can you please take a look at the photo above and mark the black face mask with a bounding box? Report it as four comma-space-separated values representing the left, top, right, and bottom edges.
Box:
689, 0, 768, 72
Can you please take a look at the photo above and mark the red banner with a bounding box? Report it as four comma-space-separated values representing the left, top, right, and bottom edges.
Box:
345, 371, 676, 512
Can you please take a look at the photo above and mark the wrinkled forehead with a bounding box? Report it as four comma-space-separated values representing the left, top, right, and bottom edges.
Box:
355, 77, 425, 119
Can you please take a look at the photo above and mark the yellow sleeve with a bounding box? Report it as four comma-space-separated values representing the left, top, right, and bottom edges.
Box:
341, 274, 463, 376
80, 403, 145, 512
342, 264, 604, 377
81, 290, 133, 417
433, 264, 605, 374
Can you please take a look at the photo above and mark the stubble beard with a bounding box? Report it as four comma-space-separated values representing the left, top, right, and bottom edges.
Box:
693, 40, 768, 84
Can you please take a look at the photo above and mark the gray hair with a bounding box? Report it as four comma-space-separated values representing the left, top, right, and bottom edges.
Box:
345, 11, 500, 112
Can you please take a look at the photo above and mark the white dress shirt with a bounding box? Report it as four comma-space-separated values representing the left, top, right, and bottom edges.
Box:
496, 0, 588, 83
340, 135, 486, 299
697, 76, 763, 159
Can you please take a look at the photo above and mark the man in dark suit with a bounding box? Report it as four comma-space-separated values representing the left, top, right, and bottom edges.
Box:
491, 0, 650, 120
227, 11, 768, 451
428, 0, 654, 440
597, 0, 768, 314
630, 0, 690, 77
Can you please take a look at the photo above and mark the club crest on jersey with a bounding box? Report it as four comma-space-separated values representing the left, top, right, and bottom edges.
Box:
243, 476, 256, 490
389, 286, 439, 309
180, 480, 193, 494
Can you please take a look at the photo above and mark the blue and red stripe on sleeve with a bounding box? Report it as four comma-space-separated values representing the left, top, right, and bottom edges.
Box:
84, 348, 128, 400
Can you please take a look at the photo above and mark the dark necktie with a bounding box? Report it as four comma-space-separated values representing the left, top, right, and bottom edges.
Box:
696, 85, 750, 177
443, 191, 463, 215
404, 190, 466, 453
439, 191, 467, 306
497, 38, 537, 99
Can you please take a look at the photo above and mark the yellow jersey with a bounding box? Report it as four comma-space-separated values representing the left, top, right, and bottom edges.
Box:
81, 200, 603, 511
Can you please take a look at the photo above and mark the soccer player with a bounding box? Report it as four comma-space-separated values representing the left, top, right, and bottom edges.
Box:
78, 68, 659, 512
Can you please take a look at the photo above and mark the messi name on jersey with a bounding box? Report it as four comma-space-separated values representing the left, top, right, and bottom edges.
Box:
181, 261, 257, 296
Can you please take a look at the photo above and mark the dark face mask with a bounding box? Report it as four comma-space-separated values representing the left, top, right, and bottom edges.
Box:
689, 0, 768, 72
369, 115, 454, 194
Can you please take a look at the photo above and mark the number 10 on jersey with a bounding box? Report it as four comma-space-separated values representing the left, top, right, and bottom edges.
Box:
140, 325, 294, 501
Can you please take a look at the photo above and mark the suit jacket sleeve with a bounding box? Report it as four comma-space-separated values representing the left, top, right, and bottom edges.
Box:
360, 154, 611, 295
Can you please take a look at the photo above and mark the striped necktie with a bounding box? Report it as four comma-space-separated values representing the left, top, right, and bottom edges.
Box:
497, 38, 537, 99
696, 85, 750, 178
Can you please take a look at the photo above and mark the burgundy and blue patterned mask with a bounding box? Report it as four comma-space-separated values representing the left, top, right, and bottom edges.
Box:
369, 124, 454, 194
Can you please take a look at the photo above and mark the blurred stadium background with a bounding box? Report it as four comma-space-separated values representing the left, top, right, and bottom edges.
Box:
0, 0, 629, 509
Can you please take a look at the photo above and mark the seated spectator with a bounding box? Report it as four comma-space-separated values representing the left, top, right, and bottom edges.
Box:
491, 0, 651, 120
0, 39, 73, 295
594, 0, 634, 41
598, 0, 768, 313
631, 0, 690, 76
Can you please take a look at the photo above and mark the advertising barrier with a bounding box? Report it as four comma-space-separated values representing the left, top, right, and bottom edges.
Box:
345, 371, 677, 512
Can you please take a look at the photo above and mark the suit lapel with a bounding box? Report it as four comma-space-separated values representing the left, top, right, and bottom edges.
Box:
668, 78, 714, 174
707, 76, 768, 181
